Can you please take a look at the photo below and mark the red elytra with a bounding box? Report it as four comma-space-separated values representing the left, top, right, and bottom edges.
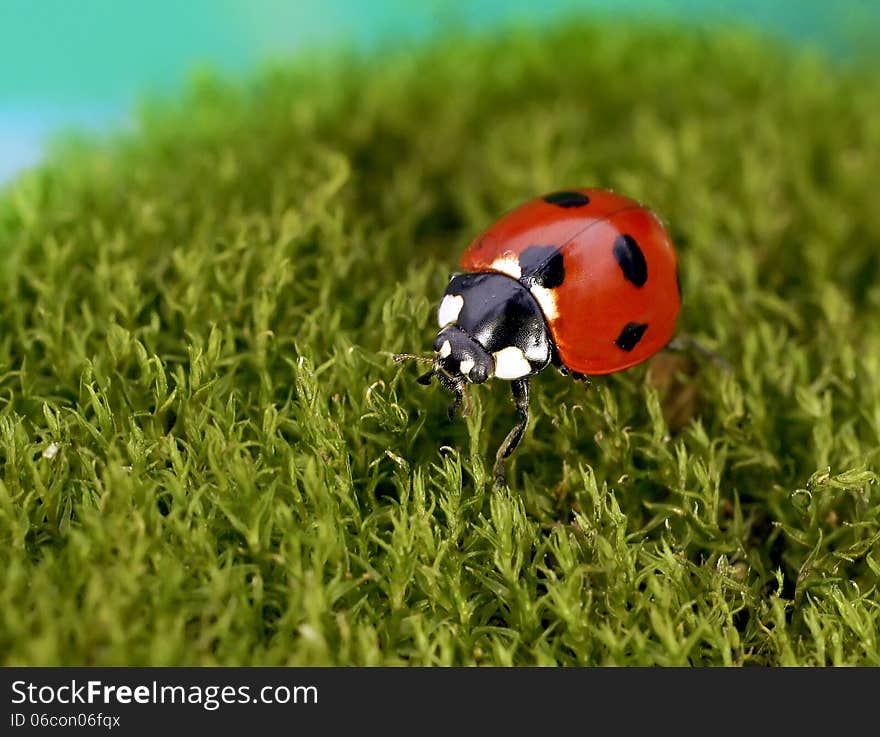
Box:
459, 188, 681, 375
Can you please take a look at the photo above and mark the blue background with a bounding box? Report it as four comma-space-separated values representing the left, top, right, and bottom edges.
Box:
1, 0, 878, 182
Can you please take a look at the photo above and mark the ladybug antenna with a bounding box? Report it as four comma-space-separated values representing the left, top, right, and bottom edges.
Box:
391, 352, 436, 385
392, 352, 435, 365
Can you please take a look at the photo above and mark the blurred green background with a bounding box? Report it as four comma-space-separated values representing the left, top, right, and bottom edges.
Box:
1, 0, 878, 182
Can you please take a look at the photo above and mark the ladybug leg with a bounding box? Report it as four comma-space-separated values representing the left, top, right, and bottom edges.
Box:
435, 370, 470, 420
551, 345, 569, 376
555, 363, 590, 385
446, 385, 467, 421
550, 346, 588, 383
494, 377, 530, 487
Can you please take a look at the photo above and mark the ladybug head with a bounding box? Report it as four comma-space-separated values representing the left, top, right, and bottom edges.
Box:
432, 326, 493, 385
392, 326, 491, 420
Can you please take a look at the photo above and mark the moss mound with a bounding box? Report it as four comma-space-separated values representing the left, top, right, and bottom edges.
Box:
1, 23, 879, 665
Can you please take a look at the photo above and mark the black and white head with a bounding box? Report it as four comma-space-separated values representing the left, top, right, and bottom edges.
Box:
428, 272, 553, 390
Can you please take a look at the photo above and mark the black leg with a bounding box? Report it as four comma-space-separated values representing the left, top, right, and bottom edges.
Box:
570, 371, 591, 385
436, 370, 469, 420
494, 378, 530, 487
553, 353, 590, 384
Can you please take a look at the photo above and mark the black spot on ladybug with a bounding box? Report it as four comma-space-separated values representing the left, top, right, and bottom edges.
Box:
615, 322, 648, 352
613, 234, 648, 287
519, 245, 565, 288
543, 191, 590, 208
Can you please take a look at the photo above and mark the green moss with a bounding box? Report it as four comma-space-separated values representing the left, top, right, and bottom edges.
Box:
1, 22, 879, 666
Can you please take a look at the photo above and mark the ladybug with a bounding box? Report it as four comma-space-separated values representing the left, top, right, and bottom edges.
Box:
395, 188, 681, 485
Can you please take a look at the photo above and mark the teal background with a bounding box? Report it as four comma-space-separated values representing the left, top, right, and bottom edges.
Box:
1, 0, 878, 182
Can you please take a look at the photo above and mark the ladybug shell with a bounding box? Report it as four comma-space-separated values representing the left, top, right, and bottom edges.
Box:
459, 189, 680, 375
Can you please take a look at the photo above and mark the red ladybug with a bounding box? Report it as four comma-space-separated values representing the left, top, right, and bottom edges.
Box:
396, 188, 681, 485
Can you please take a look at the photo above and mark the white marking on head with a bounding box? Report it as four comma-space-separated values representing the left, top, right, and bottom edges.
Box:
493, 346, 532, 379
529, 284, 559, 321
491, 254, 522, 279
459, 357, 475, 376
438, 294, 464, 327
438, 340, 452, 358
